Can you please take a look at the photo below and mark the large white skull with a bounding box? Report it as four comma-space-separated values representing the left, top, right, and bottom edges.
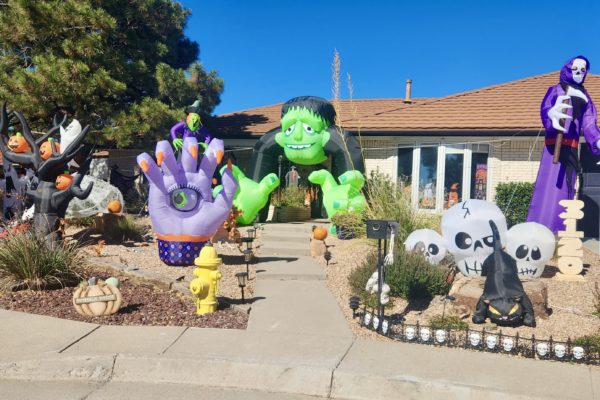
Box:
536, 342, 549, 357
420, 328, 431, 342
571, 58, 587, 84
507, 222, 555, 279
572, 346, 585, 360
486, 335, 498, 350
435, 329, 446, 343
405, 327, 416, 340
554, 344, 566, 358
441, 200, 508, 277
502, 337, 514, 352
469, 332, 481, 347
404, 229, 447, 264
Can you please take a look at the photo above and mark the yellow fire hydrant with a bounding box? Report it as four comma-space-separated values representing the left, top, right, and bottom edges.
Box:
189, 244, 222, 315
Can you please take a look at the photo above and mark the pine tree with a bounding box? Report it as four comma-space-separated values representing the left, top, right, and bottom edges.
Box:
0, 0, 223, 148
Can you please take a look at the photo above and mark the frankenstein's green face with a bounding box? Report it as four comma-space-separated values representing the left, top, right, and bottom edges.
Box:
275, 107, 330, 165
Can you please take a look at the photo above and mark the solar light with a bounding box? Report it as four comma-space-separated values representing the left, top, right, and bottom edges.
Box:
247, 228, 256, 239
241, 236, 254, 251
349, 296, 360, 318
253, 216, 260, 231
324, 250, 332, 266
235, 272, 248, 304
242, 249, 253, 276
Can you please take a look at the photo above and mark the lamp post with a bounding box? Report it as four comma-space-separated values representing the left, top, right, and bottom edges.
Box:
235, 272, 248, 304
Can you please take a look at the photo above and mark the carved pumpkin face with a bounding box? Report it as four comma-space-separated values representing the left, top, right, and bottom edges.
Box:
8, 133, 30, 153
40, 140, 60, 160
313, 226, 328, 241
55, 172, 73, 190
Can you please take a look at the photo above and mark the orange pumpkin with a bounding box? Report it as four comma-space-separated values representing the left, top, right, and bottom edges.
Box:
107, 200, 122, 214
8, 132, 30, 153
40, 139, 60, 160
55, 172, 73, 190
313, 226, 328, 241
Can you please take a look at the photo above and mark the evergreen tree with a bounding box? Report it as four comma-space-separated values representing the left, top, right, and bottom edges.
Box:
0, 0, 223, 148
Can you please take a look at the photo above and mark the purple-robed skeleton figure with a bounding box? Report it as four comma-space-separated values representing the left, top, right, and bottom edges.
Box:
170, 100, 212, 151
527, 56, 600, 233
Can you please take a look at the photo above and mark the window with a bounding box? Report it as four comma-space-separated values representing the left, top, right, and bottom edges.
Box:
470, 145, 489, 200
397, 147, 413, 185
418, 146, 438, 209
444, 145, 464, 209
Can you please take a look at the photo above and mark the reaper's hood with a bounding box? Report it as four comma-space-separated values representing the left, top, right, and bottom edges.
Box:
560, 55, 590, 87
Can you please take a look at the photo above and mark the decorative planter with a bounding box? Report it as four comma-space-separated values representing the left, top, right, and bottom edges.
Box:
275, 206, 311, 223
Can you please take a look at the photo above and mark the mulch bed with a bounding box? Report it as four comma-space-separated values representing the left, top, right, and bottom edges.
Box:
0, 266, 248, 329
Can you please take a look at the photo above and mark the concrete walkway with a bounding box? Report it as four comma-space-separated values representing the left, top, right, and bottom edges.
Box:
0, 221, 598, 400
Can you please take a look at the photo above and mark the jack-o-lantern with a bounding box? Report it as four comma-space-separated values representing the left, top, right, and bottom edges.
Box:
40, 139, 60, 160
313, 226, 328, 241
55, 172, 73, 190
107, 199, 122, 214
8, 132, 30, 153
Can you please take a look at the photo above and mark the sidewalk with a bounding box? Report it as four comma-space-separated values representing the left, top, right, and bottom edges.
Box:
0, 222, 598, 400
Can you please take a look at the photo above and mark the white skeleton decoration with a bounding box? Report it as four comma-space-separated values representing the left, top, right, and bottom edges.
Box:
536, 342, 549, 357
405, 327, 416, 340
486, 335, 498, 350
365, 271, 390, 305
469, 332, 481, 347
554, 344, 566, 358
506, 222, 556, 279
441, 200, 508, 277
404, 229, 447, 264
502, 337, 514, 352
420, 328, 431, 342
364, 312, 372, 327
435, 329, 446, 343
572, 346, 585, 360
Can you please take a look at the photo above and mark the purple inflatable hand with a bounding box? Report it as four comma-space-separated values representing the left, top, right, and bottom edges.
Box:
137, 137, 237, 266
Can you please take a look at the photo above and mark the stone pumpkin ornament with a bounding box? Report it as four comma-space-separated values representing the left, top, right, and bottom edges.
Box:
73, 279, 122, 317
8, 132, 30, 153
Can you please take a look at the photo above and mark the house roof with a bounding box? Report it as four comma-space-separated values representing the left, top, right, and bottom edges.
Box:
208, 71, 600, 137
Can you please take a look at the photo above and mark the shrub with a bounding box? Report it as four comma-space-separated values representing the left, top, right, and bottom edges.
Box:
572, 333, 600, 354
364, 170, 440, 242
0, 231, 83, 290
331, 210, 365, 238
348, 247, 450, 302
276, 187, 306, 208
104, 215, 147, 242
66, 216, 96, 228
494, 182, 534, 227
428, 315, 468, 330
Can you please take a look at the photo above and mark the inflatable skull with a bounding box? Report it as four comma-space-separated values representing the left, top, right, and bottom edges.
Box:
441, 200, 508, 277
506, 222, 555, 279
404, 229, 447, 264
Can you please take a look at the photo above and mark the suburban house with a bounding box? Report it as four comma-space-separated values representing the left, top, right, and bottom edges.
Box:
207, 72, 600, 215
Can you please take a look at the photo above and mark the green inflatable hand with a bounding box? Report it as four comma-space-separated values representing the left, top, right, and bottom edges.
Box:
308, 169, 366, 218
172, 138, 183, 151
220, 164, 280, 225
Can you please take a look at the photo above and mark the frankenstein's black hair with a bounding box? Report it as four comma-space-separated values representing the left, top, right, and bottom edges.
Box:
281, 96, 336, 127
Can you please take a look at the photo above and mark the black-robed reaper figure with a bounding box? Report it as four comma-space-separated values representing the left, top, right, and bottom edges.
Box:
0, 104, 93, 244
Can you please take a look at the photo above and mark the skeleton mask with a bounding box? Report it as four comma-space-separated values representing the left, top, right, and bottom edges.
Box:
486, 335, 498, 350
404, 229, 447, 264
420, 328, 431, 342
441, 200, 508, 277
405, 327, 416, 340
554, 344, 566, 358
435, 329, 446, 343
536, 342, 549, 357
571, 58, 587, 84
502, 337, 514, 352
469, 332, 481, 347
507, 222, 555, 279
572, 346, 584, 360
363, 312, 372, 327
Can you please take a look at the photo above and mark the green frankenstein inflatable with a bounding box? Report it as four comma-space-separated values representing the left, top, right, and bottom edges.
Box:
225, 96, 366, 224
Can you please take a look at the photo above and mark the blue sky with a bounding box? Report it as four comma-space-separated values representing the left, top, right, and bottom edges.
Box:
180, 0, 600, 115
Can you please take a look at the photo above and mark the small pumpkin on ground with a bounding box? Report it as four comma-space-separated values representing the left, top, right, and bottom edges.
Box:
40, 138, 60, 160
55, 171, 73, 190
107, 199, 122, 214
8, 132, 30, 153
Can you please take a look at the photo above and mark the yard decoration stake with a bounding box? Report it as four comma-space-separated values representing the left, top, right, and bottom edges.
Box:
0, 103, 93, 244
527, 55, 600, 233
225, 96, 366, 223
555, 199, 585, 281
137, 137, 237, 266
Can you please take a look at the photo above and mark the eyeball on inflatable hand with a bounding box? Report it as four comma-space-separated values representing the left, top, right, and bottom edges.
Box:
506, 222, 555, 279
137, 138, 237, 266
441, 200, 507, 277
404, 229, 447, 264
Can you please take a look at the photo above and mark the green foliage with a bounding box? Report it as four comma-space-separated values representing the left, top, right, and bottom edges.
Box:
276, 187, 306, 208
364, 170, 440, 242
0, 232, 83, 290
572, 333, 600, 354
348, 248, 450, 302
331, 210, 365, 237
428, 315, 468, 330
0, 0, 223, 148
66, 216, 96, 228
104, 216, 147, 242
494, 182, 534, 227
